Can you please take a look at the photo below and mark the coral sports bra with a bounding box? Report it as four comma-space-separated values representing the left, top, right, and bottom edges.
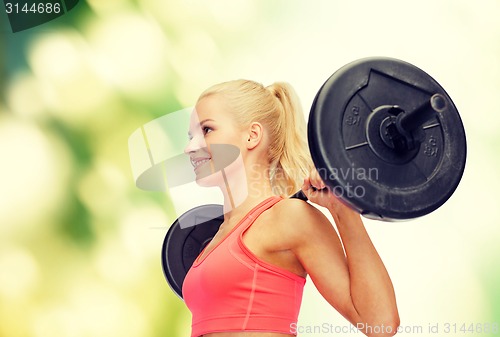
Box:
182, 196, 306, 337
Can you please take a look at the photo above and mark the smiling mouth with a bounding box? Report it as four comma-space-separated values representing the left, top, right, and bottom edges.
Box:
191, 158, 211, 171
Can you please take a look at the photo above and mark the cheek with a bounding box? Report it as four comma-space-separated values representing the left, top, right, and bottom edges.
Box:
217, 130, 246, 147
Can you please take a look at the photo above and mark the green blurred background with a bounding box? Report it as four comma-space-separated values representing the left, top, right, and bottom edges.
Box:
0, 0, 499, 336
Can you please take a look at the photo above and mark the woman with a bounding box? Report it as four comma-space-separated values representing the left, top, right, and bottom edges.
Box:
182, 80, 400, 337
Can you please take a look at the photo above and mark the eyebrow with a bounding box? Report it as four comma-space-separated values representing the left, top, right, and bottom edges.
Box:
188, 119, 215, 137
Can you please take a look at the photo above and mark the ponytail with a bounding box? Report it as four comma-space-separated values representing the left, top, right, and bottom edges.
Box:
198, 79, 313, 197
266, 83, 313, 196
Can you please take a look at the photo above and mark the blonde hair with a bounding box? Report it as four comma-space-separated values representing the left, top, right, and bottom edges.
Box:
198, 79, 313, 197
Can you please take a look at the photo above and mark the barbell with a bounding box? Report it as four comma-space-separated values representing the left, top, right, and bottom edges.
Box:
162, 57, 467, 298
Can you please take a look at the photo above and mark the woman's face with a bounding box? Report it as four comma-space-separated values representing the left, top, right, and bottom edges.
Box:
184, 95, 246, 183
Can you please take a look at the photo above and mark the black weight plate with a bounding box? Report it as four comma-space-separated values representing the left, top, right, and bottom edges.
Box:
162, 204, 223, 298
309, 57, 466, 220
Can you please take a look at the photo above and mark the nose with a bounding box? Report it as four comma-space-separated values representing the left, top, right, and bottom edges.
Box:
184, 134, 205, 154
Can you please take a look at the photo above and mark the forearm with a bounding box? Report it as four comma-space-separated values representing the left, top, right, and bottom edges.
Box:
331, 207, 399, 332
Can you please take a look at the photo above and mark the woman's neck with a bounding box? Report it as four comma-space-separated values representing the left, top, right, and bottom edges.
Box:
219, 163, 274, 223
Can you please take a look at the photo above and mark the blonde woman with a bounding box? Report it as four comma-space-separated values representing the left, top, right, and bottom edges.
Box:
182, 80, 400, 337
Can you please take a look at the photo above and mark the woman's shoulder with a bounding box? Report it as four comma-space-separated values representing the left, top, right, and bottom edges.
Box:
270, 198, 332, 237
274, 197, 326, 218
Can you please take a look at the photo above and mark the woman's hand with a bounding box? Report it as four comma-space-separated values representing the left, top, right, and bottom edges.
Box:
301, 168, 355, 217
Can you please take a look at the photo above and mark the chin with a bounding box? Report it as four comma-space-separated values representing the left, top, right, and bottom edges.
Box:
195, 170, 224, 188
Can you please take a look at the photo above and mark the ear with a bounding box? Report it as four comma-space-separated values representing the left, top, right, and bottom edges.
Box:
246, 122, 264, 150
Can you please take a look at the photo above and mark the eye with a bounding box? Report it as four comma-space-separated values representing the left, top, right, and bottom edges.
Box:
202, 126, 213, 135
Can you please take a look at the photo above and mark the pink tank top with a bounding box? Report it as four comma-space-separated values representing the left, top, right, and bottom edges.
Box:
182, 196, 306, 337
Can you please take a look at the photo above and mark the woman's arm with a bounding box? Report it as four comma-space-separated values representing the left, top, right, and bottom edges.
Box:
329, 205, 399, 337
282, 171, 400, 337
